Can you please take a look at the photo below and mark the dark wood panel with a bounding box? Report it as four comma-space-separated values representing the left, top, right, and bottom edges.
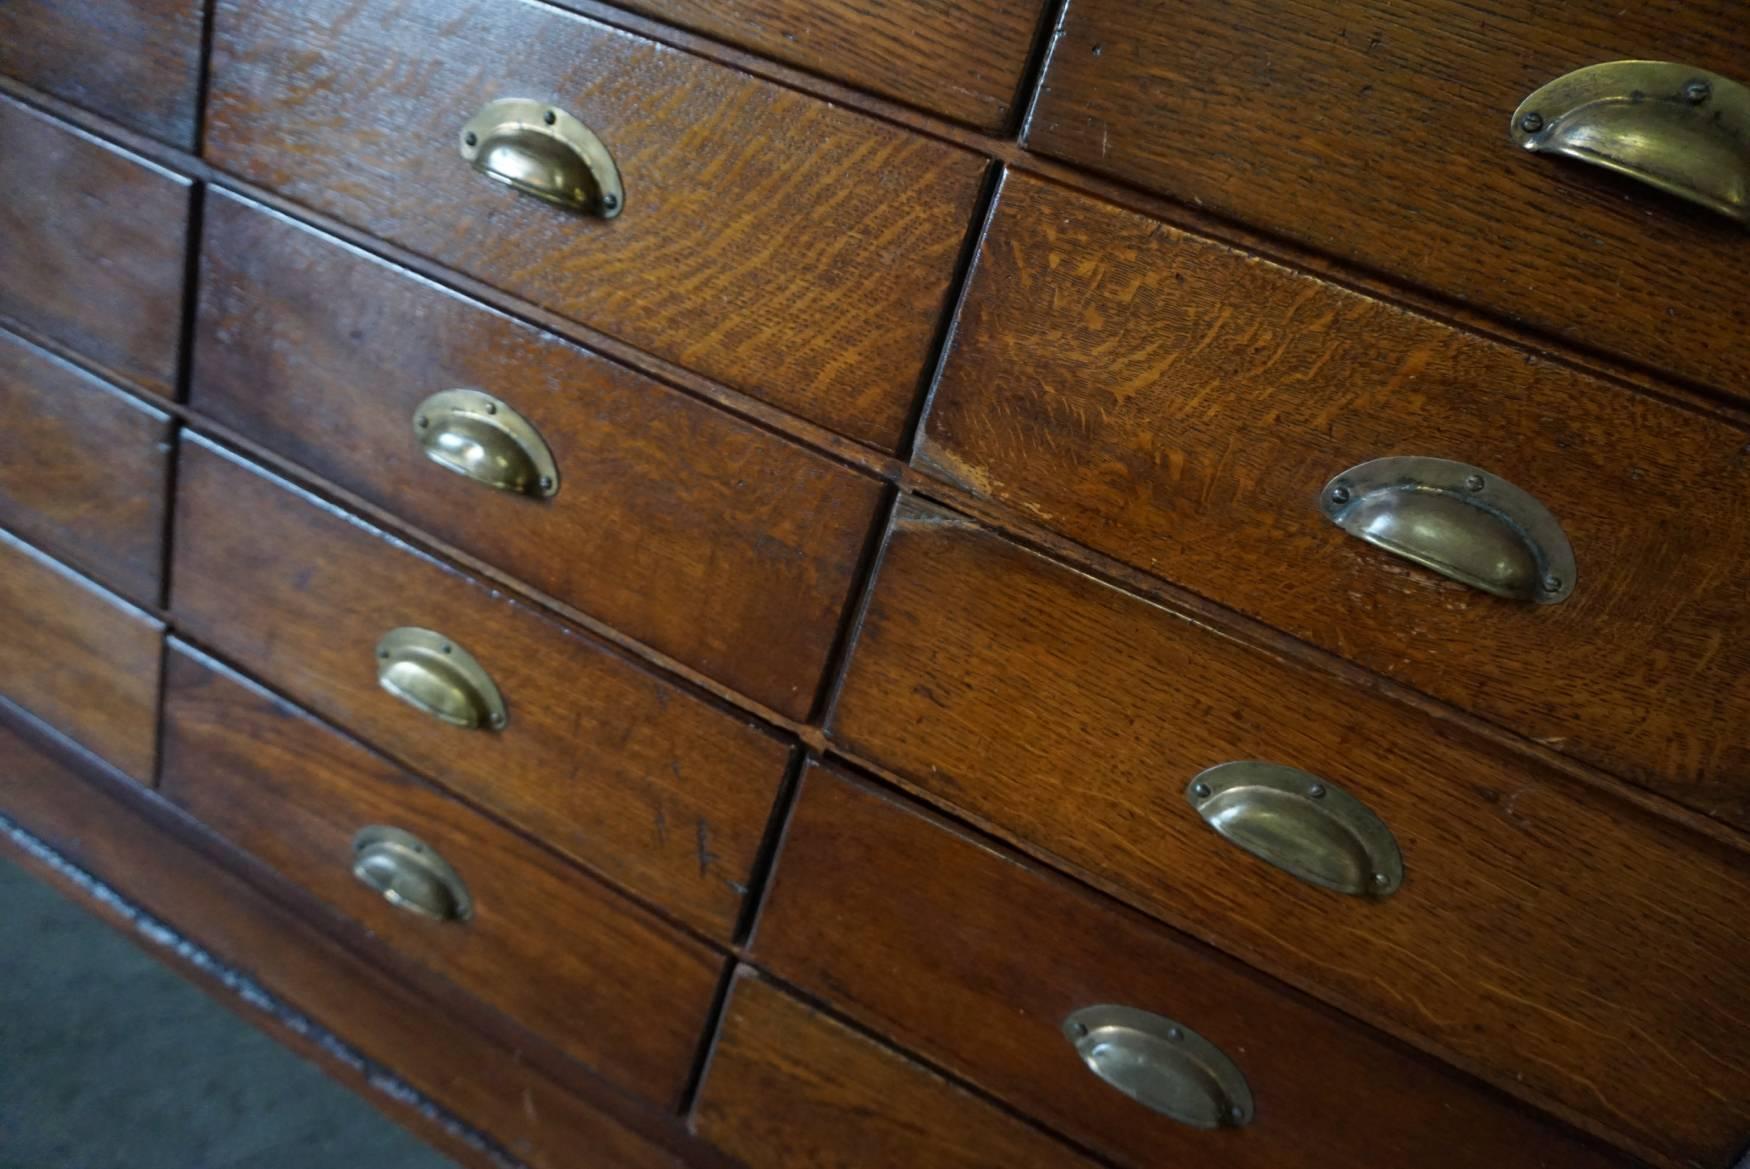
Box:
0, 0, 203, 147
193, 191, 883, 720
597, 0, 1044, 129
1026, 0, 1750, 402
206, 0, 988, 451
160, 644, 725, 1108
171, 436, 793, 940
693, 969, 1090, 1168
923, 172, 1750, 829
0, 529, 162, 781
0, 327, 171, 605
0, 97, 190, 397
830, 500, 1750, 1168
756, 766, 1633, 1169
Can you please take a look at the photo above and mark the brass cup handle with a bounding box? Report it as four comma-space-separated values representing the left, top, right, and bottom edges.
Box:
413, 390, 559, 498
374, 627, 507, 730
1321, 456, 1576, 604
459, 97, 623, 218
1062, 1006, 1253, 1129
351, 826, 473, 922
1510, 60, 1749, 226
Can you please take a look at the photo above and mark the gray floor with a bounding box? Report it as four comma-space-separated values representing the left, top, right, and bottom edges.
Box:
0, 853, 457, 1169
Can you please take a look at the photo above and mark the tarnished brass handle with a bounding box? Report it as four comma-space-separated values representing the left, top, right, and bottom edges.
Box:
374, 627, 507, 730
413, 390, 559, 498
1510, 60, 1749, 226
1321, 456, 1576, 603
352, 826, 473, 921
1062, 1006, 1253, 1129
1187, 761, 1403, 897
459, 97, 623, 218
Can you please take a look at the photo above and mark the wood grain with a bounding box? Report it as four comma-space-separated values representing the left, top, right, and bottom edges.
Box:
0, 96, 191, 397
171, 436, 793, 940
205, 0, 988, 451
0, 0, 204, 147
192, 191, 884, 720
0, 328, 171, 606
0, 529, 162, 782
830, 499, 1750, 1169
693, 969, 1090, 1168
922, 172, 1750, 830
1026, 0, 1750, 402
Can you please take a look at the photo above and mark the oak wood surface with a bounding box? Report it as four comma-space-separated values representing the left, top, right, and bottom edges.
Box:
1026, 0, 1750, 403
193, 191, 884, 720
205, 0, 988, 451
171, 436, 793, 941
693, 969, 1090, 1169
0, 529, 162, 782
0, 327, 172, 606
0, 0, 204, 147
830, 499, 1750, 1169
0, 96, 191, 398
922, 172, 1750, 830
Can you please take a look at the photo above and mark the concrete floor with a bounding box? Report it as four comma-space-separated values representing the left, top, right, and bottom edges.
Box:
0, 853, 456, 1169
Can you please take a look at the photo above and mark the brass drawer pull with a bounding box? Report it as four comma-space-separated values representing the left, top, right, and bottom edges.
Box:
1062, 1006, 1253, 1129
374, 627, 507, 730
1321, 456, 1575, 603
1511, 60, 1749, 226
413, 389, 559, 498
459, 97, 623, 218
1187, 761, 1403, 897
351, 826, 473, 921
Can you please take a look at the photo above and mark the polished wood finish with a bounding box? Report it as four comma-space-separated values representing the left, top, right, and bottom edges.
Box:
159, 644, 724, 1108
171, 437, 793, 940
693, 969, 1089, 1169
0, 530, 162, 782
831, 499, 1750, 1168
205, 0, 988, 451
0, 96, 191, 397
0, 0, 204, 147
923, 172, 1750, 830
1026, 0, 1750, 403
192, 191, 884, 719
0, 328, 171, 605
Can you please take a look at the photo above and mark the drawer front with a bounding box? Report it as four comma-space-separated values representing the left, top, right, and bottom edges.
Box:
192, 192, 884, 720
923, 173, 1750, 830
171, 436, 793, 940
693, 970, 1091, 1169
831, 500, 1750, 1167
755, 767, 1630, 1169
604, 0, 1045, 130
206, 0, 987, 451
159, 643, 724, 1107
0, 529, 162, 781
1026, 0, 1749, 402
0, 98, 190, 397
0, 0, 203, 147
0, 328, 171, 605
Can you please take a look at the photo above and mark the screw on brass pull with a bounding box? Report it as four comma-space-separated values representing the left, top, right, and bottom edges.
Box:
1062, 1006, 1253, 1129
374, 627, 507, 730
460, 98, 623, 217
351, 826, 473, 922
413, 389, 559, 498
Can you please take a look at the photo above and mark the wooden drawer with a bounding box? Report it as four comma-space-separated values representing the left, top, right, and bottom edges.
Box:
599, 0, 1046, 130
0, 98, 190, 398
171, 436, 793, 941
206, 0, 987, 452
192, 191, 883, 720
1025, 0, 1749, 403
831, 500, 1750, 1168
755, 766, 1631, 1169
0, 529, 162, 782
0, 328, 171, 605
923, 173, 1750, 831
159, 643, 725, 1108
0, 0, 204, 147
693, 969, 1092, 1168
